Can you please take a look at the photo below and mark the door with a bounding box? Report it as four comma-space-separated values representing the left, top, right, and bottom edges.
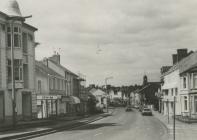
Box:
22, 92, 32, 120
0, 91, 4, 121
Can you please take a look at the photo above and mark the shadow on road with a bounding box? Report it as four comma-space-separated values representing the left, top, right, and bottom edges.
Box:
70, 123, 118, 131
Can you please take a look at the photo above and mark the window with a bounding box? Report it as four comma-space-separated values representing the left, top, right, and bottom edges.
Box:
53, 78, 55, 90
7, 26, 21, 48
175, 88, 178, 96
49, 78, 53, 90
7, 27, 11, 47
193, 73, 197, 89
7, 59, 23, 81
28, 33, 33, 41
194, 96, 197, 112
164, 90, 168, 96
183, 77, 187, 89
14, 26, 21, 48
38, 80, 41, 92
171, 89, 173, 96
184, 96, 187, 110
22, 32, 27, 53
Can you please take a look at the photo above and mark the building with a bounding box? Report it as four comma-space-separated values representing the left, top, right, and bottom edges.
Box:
0, 0, 38, 126
89, 88, 107, 111
42, 53, 82, 115
35, 61, 66, 119
138, 75, 160, 110
178, 51, 197, 118
161, 49, 195, 117
130, 89, 140, 107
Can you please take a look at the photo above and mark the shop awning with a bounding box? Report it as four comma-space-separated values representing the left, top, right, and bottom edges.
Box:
69, 96, 80, 104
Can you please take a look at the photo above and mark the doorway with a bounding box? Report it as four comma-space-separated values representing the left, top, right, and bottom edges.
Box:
0, 91, 4, 121
22, 92, 32, 120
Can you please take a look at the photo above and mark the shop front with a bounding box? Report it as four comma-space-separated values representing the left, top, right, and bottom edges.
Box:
37, 95, 61, 119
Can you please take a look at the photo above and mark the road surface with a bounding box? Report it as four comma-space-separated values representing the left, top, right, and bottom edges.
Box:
30, 108, 168, 140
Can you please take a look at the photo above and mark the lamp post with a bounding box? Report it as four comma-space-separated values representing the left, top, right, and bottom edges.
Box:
105, 76, 113, 113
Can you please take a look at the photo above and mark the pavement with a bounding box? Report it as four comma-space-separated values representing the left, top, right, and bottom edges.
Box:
153, 110, 197, 140
29, 108, 168, 140
0, 109, 114, 140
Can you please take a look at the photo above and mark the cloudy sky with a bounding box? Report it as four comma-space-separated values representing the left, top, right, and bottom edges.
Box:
16, 0, 197, 86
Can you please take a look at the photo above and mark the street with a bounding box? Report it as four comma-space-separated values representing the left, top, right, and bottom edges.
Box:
30, 108, 168, 140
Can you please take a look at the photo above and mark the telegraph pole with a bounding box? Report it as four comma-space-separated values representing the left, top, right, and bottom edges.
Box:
167, 99, 169, 124
10, 21, 16, 127
173, 96, 176, 140
105, 77, 113, 113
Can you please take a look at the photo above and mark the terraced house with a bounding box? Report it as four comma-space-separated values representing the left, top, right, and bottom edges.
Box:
161, 49, 197, 117
42, 53, 84, 115
0, 0, 38, 126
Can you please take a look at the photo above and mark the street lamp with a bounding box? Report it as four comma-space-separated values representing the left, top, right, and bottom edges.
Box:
105, 76, 113, 113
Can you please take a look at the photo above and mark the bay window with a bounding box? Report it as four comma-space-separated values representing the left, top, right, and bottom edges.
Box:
7, 26, 21, 48
7, 59, 23, 82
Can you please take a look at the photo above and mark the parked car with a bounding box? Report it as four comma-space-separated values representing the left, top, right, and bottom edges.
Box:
141, 108, 152, 116
134, 105, 139, 109
125, 105, 132, 112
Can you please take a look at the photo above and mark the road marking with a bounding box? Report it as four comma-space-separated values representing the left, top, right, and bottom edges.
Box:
94, 133, 103, 136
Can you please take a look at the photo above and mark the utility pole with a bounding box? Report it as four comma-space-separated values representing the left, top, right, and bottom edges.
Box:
167, 99, 169, 124
9, 15, 32, 127
105, 76, 113, 113
10, 21, 16, 127
173, 96, 176, 140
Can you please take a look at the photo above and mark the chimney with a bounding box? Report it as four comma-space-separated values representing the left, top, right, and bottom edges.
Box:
172, 54, 178, 65
177, 49, 188, 62
49, 53, 60, 64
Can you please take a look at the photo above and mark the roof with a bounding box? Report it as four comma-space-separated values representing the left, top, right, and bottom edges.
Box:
35, 61, 65, 79
138, 84, 151, 93
138, 82, 160, 93
0, 0, 22, 18
89, 88, 107, 97
162, 51, 197, 76
0, 0, 38, 32
48, 59, 78, 77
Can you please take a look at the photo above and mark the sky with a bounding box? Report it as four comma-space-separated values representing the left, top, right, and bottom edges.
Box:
15, 0, 197, 86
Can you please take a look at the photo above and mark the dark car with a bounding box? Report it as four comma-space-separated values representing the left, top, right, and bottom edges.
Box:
141, 108, 152, 116
125, 105, 132, 112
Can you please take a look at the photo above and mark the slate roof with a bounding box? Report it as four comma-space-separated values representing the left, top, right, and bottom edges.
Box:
48, 59, 78, 77
36, 61, 65, 79
162, 51, 197, 76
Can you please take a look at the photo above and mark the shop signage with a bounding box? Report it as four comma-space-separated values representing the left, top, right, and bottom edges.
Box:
37, 95, 58, 100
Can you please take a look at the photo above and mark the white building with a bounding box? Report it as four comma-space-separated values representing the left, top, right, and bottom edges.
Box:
109, 90, 122, 100
89, 88, 107, 110
161, 49, 197, 117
